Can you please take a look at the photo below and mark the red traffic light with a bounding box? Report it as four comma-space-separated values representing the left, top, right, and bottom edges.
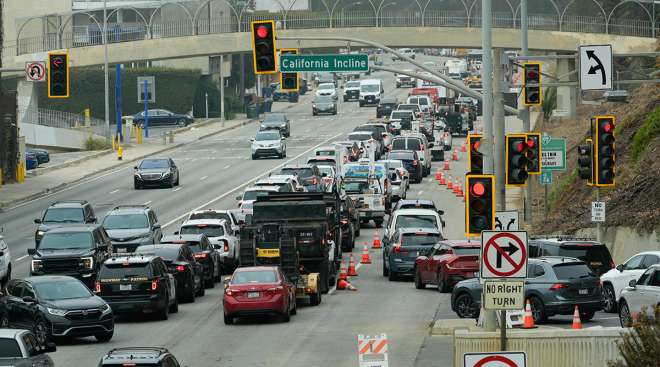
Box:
470, 182, 486, 197
472, 140, 481, 151
526, 139, 535, 148
526, 71, 538, 79
514, 141, 524, 153
602, 122, 613, 133
256, 26, 269, 39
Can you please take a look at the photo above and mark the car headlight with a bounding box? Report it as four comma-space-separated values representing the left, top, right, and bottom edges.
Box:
312, 104, 317, 108
134, 172, 141, 178
47, 307, 68, 317
81, 257, 94, 270
162, 171, 171, 177
260, 124, 266, 129
100, 303, 111, 314
36, 230, 45, 237
31, 260, 43, 272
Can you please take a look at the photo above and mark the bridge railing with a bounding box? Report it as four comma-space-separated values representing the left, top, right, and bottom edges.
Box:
22, 108, 109, 138
12, 10, 658, 56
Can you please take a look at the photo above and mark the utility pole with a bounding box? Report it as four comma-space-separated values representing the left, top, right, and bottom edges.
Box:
493, 48, 505, 211
103, 0, 110, 142
520, 0, 533, 223
220, 54, 225, 126
481, 0, 497, 333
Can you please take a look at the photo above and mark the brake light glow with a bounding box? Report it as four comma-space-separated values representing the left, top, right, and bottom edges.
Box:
412, 160, 418, 166
151, 280, 158, 291
421, 144, 425, 150
549, 283, 568, 291
224, 242, 230, 252
195, 253, 208, 259
94, 281, 101, 293
393, 244, 401, 253
175, 265, 185, 272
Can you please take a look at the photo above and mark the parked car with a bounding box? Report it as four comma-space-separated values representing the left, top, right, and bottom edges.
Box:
528, 237, 615, 276
223, 266, 297, 324
101, 205, 163, 253
133, 158, 180, 189
451, 257, 604, 323
383, 228, 442, 281
178, 219, 238, 274
259, 113, 290, 137
312, 95, 337, 115
251, 130, 287, 159
0, 329, 55, 366
414, 240, 480, 292
34, 200, 97, 245
618, 264, 660, 327
160, 234, 220, 288
133, 109, 193, 127
99, 347, 181, 367
601, 251, 660, 313
5, 276, 114, 343
26, 148, 50, 164
25, 151, 38, 170
0, 231, 11, 289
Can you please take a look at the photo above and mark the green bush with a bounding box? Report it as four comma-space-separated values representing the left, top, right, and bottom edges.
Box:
84, 136, 111, 151
631, 106, 660, 164
608, 306, 660, 367
542, 87, 557, 119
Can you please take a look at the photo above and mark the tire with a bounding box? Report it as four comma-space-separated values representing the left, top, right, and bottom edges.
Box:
313, 111, 318, 116
95, 330, 114, 342
414, 268, 425, 289
174, 175, 180, 186
382, 258, 389, 277
224, 313, 233, 325
309, 287, 322, 306
359, 102, 364, 107
454, 293, 478, 319
437, 271, 450, 293
183, 278, 196, 303
281, 306, 291, 323
0, 312, 9, 328
333, 110, 337, 115
177, 119, 186, 127
157, 298, 169, 320
580, 309, 595, 322
388, 268, 397, 281
619, 300, 632, 327
529, 296, 547, 323
251, 154, 257, 160
291, 298, 297, 315
320, 263, 330, 294
169, 295, 179, 314
205, 274, 215, 288
196, 280, 205, 297
374, 220, 383, 228
33, 317, 50, 345
167, 177, 174, 188
603, 284, 617, 313
134, 180, 141, 190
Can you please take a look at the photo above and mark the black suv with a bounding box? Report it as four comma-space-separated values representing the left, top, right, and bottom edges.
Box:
34, 200, 97, 245
377, 98, 399, 119
95, 254, 178, 320
101, 205, 163, 253
260, 113, 291, 137
529, 237, 615, 276
99, 347, 181, 366
5, 276, 114, 343
161, 234, 220, 288
29, 225, 112, 288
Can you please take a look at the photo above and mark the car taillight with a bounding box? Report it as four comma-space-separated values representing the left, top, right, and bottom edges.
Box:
393, 244, 401, 253
175, 265, 185, 272
224, 243, 230, 252
225, 288, 233, 296
421, 144, 425, 150
195, 253, 208, 259
94, 281, 101, 293
412, 160, 418, 166
151, 280, 158, 291
549, 283, 568, 291
267, 286, 283, 292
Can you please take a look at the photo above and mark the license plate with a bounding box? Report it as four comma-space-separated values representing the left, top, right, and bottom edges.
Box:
257, 248, 280, 258
120, 284, 132, 291
116, 248, 126, 253
579, 289, 588, 295
247, 292, 260, 298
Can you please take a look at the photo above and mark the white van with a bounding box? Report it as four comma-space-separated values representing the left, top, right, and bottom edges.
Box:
406, 95, 432, 114
359, 79, 384, 107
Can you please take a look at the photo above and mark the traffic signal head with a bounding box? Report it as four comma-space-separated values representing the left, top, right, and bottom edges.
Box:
465, 174, 495, 237
594, 116, 615, 186
48, 52, 69, 98
279, 48, 299, 91
251, 20, 277, 74
577, 138, 593, 183
506, 134, 529, 186
467, 133, 483, 174
523, 62, 541, 106
525, 133, 541, 174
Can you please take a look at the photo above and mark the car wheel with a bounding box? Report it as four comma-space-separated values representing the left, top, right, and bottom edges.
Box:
95, 329, 114, 342
291, 298, 297, 315
224, 313, 233, 325
177, 119, 186, 127
313, 111, 317, 116
619, 299, 632, 327
309, 287, 322, 306
175, 175, 180, 186
169, 294, 179, 313
0, 312, 9, 328
454, 293, 478, 319
603, 284, 617, 313
134, 180, 140, 190
382, 258, 389, 277
529, 296, 547, 323
196, 280, 205, 297
414, 268, 425, 289
33, 317, 50, 345
251, 154, 257, 160
157, 297, 169, 320
580, 309, 595, 322
437, 271, 450, 293
388, 267, 397, 281
281, 304, 291, 323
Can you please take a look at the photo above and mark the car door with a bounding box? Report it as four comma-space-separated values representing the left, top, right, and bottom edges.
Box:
419, 243, 440, 282
169, 159, 179, 182
16, 283, 39, 329
626, 268, 653, 314
5, 281, 25, 327
615, 255, 647, 297
636, 268, 659, 312
158, 259, 176, 301
434, 245, 453, 279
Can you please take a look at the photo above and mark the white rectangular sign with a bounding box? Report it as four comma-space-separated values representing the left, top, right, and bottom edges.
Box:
579, 45, 612, 91
592, 201, 606, 222
541, 150, 564, 170
25, 61, 46, 82
358, 334, 389, 367
464, 352, 527, 367
480, 231, 528, 279
484, 280, 525, 310
495, 211, 519, 231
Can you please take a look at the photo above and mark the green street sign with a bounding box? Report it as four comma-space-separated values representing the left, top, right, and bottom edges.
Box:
541, 137, 566, 171
280, 54, 369, 72
540, 171, 553, 185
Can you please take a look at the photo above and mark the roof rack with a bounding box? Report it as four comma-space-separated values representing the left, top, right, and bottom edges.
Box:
106, 347, 168, 357
107, 252, 154, 260
51, 200, 88, 205
112, 204, 149, 210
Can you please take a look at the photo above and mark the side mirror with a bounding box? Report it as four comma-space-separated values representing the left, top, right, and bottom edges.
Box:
133, 166, 138, 170
250, 138, 255, 142
34, 218, 42, 224
173, 231, 179, 235
44, 342, 57, 353
437, 210, 444, 216
628, 279, 637, 288
235, 195, 242, 201
27, 248, 36, 255
22, 296, 37, 304
153, 223, 161, 229
616, 264, 623, 272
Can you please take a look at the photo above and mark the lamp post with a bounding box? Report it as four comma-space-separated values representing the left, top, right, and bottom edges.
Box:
103, 0, 110, 142
378, 2, 397, 28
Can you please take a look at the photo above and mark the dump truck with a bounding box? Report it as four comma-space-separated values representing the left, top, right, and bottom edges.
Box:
238, 192, 342, 305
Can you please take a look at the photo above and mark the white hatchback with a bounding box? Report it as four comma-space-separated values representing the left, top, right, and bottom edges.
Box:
601, 251, 660, 313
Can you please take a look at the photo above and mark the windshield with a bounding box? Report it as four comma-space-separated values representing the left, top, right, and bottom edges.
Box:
0, 339, 21, 358
255, 131, 281, 141
280, 167, 314, 179
263, 114, 286, 123
242, 190, 272, 201
135, 246, 180, 261
39, 232, 92, 250
391, 111, 412, 120
343, 181, 370, 193
349, 133, 372, 141
180, 224, 224, 237
314, 96, 334, 103
139, 159, 169, 169
401, 233, 440, 247
361, 84, 380, 93
43, 208, 85, 223
232, 270, 278, 284
35, 279, 92, 300
102, 214, 149, 230
346, 82, 360, 88
319, 83, 334, 90
552, 263, 596, 279
395, 215, 438, 230
316, 149, 336, 156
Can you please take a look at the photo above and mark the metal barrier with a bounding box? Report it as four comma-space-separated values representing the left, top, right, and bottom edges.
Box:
21, 108, 109, 138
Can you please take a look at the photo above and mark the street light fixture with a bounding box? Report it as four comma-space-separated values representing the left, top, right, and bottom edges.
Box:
379, 2, 397, 28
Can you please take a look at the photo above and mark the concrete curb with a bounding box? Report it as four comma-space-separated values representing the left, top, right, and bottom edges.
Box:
29, 149, 114, 176
0, 118, 256, 210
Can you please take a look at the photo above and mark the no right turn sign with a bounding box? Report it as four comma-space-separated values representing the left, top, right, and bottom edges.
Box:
464, 352, 527, 367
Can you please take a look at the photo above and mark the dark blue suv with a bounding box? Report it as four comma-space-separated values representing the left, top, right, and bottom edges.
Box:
383, 228, 442, 281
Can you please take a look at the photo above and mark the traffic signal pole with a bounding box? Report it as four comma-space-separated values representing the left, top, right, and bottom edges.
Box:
493, 48, 506, 212
520, 0, 533, 223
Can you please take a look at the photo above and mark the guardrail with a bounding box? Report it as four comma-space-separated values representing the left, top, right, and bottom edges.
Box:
21, 108, 109, 138
12, 8, 658, 56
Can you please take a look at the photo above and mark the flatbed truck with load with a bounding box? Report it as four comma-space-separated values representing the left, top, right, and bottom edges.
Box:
238, 192, 342, 306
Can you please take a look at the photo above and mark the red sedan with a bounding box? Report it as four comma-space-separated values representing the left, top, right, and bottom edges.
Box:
414, 240, 480, 292
223, 266, 297, 324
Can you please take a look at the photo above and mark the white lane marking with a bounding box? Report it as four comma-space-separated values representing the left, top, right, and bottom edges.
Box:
173, 187, 182, 192
417, 190, 423, 196
15, 255, 29, 262
143, 200, 152, 205
161, 132, 343, 229
223, 165, 231, 169
109, 189, 119, 194
200, 176, 208, 181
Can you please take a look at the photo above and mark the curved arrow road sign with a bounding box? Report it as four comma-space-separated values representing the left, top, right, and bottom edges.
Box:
579, 45, 612, 91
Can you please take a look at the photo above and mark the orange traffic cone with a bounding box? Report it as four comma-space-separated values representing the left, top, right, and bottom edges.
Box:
522, 299, 537, 329
452, 149, 459, 161
339, 257, 347, 282
460, 141, 466, 152
337, 278, 348, 290
372, 232, 382, 249
572, 305, 582, 329
455, 182, 463, 197
447, 177, 453, 189
360, 245, 372, 264
345, 281, 358, 291
347, 254, 359, 276
443, 160, 450, 170
435, 170, 441, 181
439, 173, 446, 185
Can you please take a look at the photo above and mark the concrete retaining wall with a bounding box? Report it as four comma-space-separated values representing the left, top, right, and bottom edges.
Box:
454, 327, 625, 367
22, 123, 104, 150
573, 226, 660, 264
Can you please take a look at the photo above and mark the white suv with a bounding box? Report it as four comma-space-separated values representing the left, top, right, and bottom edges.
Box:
178, 219, 239, 273
601, 251, 660, 313
0, 230, 11, 288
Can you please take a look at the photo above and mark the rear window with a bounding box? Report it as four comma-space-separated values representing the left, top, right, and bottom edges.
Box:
316, 150, 336, 156
189, 212, 231, 223
388, 152, 414, 160
401, 233, 440, 247
391, 139, 407, 150
280, 168, 314, 179
556, 244, 612, 267
136, 246, 180, 261
453, 247, 480, 256
348, 133, 373, 142
180, 225, 224, 238
231, 270, 278, 284
391, 111, 412, 120
0, 338, 21, 358
552, 263, 595, 279
243, 190, 272, 201
395, 215, 438, 230
100, 263, 152, 279
398, 203, 435, 210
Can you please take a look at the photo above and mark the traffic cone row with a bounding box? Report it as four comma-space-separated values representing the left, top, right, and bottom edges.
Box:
460, 141, 466, 152
443, 160, 450, 170
360, 245, 372, 264
347, 254, 358, 276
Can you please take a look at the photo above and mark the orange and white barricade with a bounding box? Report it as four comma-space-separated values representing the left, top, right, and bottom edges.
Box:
357, 333, 389, 367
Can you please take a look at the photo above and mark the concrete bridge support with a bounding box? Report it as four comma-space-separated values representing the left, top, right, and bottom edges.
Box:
553, 57, 576, 118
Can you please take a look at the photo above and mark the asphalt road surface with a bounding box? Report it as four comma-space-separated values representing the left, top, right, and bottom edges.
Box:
0, 56, 620, 367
